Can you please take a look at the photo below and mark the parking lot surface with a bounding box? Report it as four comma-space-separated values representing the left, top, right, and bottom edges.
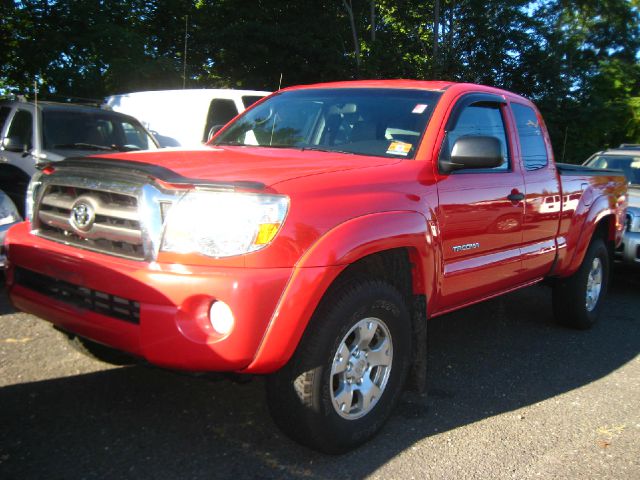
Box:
1, 267, 638, 479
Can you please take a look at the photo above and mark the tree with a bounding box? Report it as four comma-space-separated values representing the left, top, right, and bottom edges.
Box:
1, 0, 638, 159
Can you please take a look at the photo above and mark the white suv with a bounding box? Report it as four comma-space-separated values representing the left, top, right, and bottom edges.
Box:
105, 89, 270, 148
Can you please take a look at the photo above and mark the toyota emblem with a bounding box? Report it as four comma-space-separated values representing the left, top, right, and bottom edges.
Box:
70, 201, 95, 232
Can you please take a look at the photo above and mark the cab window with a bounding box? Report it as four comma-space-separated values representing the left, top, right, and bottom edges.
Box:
203, 99, 239, 141
6, 110, 33, 150
242, 95, 265, 108
512, 103, 548, 170
0, 106, 12, 134
441, 103, 509, 172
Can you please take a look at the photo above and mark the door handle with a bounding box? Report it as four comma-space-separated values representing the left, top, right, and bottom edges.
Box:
507, 191, 525, 202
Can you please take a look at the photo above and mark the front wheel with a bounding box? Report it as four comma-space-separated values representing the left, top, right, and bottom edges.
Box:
552, 237, 610, 329
266, 280, 411, 454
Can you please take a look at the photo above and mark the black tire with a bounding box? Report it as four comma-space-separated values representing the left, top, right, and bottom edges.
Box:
266, 279, 411, 454
552, 237, 610, 329
66, 334, 137, 366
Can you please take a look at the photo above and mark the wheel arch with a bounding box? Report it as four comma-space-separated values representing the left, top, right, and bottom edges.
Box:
244, 211, 436, 375
555, 195, 619, 278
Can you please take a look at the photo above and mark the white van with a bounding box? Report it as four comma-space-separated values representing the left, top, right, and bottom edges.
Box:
105, 89, 270, 148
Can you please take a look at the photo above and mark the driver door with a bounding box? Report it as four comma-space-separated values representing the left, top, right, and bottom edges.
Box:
436, 95, 526, 310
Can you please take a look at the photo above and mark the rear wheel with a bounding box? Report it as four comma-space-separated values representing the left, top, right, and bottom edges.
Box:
266, 279, 411, 454
552, 237, 610, 329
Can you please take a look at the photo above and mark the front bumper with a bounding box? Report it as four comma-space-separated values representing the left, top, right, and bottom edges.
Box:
0, 220, 21, 268
5, 223, 301, 372
616, 229, 640, 266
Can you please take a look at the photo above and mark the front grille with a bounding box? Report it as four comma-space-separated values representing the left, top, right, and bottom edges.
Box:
35, 185, 144, 260
14, 267, 140, 324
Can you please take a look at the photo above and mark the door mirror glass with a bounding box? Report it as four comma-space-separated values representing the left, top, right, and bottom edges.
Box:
440, 135, 504, 173
2, 136, 27, 152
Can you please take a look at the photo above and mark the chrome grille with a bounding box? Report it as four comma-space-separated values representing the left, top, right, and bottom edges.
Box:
36, 184, 144, 260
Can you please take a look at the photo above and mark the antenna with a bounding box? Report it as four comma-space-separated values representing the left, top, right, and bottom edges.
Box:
33, 79, 39, 153
278, 73, 283, 90
182, 15, 188, 89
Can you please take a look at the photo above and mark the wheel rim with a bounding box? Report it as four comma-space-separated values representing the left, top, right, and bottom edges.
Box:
330, 317, 393, 420
585, 257, 603, 312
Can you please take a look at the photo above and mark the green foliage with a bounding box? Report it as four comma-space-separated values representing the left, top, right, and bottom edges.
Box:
1, 0, 638, 159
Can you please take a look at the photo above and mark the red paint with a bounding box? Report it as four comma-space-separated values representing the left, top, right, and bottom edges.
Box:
5, 80, 627, 373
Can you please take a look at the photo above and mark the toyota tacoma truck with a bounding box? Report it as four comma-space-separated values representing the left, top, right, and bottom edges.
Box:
4, 81, 628, 453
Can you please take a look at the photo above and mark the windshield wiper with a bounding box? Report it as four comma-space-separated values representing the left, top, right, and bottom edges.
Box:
300, 146, 356, 155
214, 142, 300, 149
213, 143, 356, 155
115, 145, 142, 152
52, 143, 118, 151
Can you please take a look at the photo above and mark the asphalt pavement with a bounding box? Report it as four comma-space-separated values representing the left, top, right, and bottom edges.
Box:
1, 266, 638, 479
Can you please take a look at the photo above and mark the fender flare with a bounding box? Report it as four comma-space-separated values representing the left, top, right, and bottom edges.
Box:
243, 210, 436, 373
558, 194, 618, 277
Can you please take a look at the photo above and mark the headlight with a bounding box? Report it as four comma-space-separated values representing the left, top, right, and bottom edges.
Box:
161, 190, 289, 258
0, 192, 21, 226
25, 171, 43, 223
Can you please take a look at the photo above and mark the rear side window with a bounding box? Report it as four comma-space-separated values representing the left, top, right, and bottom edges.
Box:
242, 95, 265, 108
0, 106, 12, 133
442, 103, 510, 172
512, 103, 548, 170
121, 121, 153, 150
6, 110, 33, 150
203, 99, 239, 141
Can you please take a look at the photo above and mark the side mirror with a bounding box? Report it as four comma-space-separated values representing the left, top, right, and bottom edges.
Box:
207, 125, 224, 142
439, 136, 504, 174
2, 136, 28, 153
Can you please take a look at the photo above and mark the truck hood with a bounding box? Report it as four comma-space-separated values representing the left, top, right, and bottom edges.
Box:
41, 148, 111, 162
89, 146, 401, 188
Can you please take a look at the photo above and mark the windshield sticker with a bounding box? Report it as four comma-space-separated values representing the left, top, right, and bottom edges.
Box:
387, 141, 412, 156
412, 104, 428, 114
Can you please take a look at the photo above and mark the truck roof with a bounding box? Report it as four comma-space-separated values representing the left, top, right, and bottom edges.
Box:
280, 79, 532, 103
0, 99, 119, 115
106, 88, 271, 99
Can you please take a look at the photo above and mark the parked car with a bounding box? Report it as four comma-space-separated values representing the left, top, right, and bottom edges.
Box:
0, 99, 159, 215
6, 80, 628, 453
0, 188, 21, 268
584, 147, 640, 266
104, 89, 270, 148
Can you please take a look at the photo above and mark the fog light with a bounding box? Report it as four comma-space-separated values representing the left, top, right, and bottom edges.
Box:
209, 300, 234, 336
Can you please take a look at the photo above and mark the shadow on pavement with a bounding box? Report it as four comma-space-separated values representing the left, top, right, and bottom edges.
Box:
1, 267, 638, 479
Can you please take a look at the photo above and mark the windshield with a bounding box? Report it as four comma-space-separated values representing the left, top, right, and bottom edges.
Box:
42, 109, 158, 151
586, 154, 640, 184
213, 88, 442, 159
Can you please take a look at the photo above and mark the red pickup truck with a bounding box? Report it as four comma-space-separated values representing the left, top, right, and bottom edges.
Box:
5, 80, 627, 453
